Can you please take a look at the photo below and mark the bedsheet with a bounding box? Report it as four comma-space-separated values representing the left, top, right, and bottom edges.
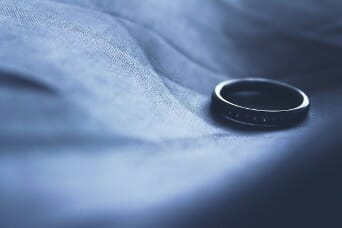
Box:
0, 0, 342, 227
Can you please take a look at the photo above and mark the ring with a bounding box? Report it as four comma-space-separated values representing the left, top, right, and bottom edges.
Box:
211, 78, 310, 127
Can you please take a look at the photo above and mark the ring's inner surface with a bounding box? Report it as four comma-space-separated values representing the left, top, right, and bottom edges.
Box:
220, 81, 303, 110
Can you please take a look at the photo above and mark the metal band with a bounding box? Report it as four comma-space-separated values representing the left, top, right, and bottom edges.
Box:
211, 78, 310, 127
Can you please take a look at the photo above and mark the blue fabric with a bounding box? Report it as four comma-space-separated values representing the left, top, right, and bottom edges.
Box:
1, 0, 342, 227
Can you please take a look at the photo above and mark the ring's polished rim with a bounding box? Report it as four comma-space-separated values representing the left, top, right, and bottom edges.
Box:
211, 78, 310, 127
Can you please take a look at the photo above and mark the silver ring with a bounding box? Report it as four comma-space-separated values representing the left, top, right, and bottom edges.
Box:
211, 78, 310, 127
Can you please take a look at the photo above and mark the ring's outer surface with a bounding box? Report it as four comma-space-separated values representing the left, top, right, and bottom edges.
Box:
211, 78, 310, 127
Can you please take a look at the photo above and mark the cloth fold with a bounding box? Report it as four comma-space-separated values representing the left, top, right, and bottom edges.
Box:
0, 0, 341, 227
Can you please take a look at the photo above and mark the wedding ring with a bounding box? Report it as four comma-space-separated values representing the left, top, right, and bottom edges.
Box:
211, 78, 310, 127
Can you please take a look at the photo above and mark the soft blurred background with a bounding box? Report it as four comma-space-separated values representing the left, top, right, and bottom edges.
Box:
0, 0, 341, 227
